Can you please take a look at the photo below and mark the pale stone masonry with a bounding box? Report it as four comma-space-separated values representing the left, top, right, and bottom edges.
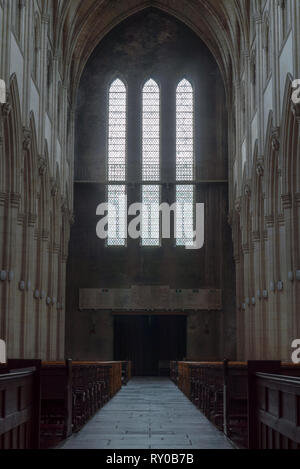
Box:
0, 0, 299, 360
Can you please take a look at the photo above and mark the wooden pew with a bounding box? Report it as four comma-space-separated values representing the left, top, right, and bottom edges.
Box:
0, 367, 40, 449
40, 361, 122, 436
174, 360, 283, 448
39, 360, 72, 447
7, 360, 122, 447
248, 365, 300, 449
121, 361, 132, 385
170, 361, 178, 384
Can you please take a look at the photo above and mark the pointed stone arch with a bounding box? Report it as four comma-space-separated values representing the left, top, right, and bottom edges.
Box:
250, 140, 265, 236
264, 111, 282, 220
281, 74, 300, 196
50, 163, 63, 252
2, 74, 22, 197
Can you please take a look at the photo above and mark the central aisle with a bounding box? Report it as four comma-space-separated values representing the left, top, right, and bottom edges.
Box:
61, 378, 234, 449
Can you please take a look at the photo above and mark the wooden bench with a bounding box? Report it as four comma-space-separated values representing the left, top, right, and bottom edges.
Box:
173, 360, 283, 448
121, 361, 132, 385
0, 367, 40, 449
7, 359, 122, 447
248, 367, 300, 449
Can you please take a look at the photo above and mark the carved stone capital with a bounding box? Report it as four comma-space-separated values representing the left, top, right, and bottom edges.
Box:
234, 198, 241, 213
42, 230, 50, 241
38, 156, 47, 176
281, 193, 292, 209
244, 184, 251, 198
0, 192, 8, 206
252, 230, 260, 242
256, 162, 264, 177
271, 127, 280, 152
242, 242, 250, 254
28, 213, 37, 227
265, 214, 275, 227
10, 192, 21, 208
51, 181, 58, 197
295, 193, 300, 207
22, 127, 32, 151
278, 213, 285, 226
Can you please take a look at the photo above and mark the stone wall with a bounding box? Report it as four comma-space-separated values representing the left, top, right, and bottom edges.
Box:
66, 9, 236, 362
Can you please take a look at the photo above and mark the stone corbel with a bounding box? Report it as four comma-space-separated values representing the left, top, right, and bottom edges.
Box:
256, 160, 264, 177
234, 198, 241, 214
271, 127, 280, 152
38, 156, 47, 176
51, 178, 58, 197
244, 184, 251, 198
41, 14, 50, 25
22, 127, 32, 151
281, 193, 292, 210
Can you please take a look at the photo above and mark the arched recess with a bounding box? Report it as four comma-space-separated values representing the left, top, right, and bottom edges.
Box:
240, 167, 254, 358
231, 185, 245, 360
37, 141, 51, 239
251, 141, 265, 237
50, 163, 63, 255
2, 74, 22, 196
22, 112, 39, 218
240, 168, 252, 252
280, 74, 300, 285
281, 74, 300, 196
63, 1, 246, 108
34, 141, 51, 358
264, 110, 282, 317
264, 111, 282, 220
250, 141, 267, 358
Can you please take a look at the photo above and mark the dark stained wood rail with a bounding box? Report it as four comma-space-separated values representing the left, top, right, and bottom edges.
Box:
248, 371, 300, 449
0, 368, 40, 449
6, 359, 125, 448
121, 361, 132, 385
172, 360, 285, 448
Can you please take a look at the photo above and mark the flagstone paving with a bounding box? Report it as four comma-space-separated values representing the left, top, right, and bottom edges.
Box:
60, 378, 234, 450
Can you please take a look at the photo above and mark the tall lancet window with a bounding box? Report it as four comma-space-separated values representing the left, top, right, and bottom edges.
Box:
107, 79, 127, 246
176, 79, 194, 247
142, 79, 160, 246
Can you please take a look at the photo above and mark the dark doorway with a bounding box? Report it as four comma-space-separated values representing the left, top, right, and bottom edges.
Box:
114, 315, 187, 376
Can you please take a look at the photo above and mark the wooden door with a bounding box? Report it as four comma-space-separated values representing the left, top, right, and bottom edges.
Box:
114, 315, 187, 376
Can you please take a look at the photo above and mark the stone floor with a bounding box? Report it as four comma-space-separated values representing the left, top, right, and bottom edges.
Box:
60, 378, 234, 450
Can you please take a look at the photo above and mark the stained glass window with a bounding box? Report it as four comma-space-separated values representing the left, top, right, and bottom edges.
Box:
108, 79, 127, 181
107, 79, 127, 246
107, 185, 127, 246
176, 185, 194, 247
176, 79, 194, 247
142, 79, 160, 181
142, 79, 160, 246
176, 79, 194, 181
142, 185, 160, 247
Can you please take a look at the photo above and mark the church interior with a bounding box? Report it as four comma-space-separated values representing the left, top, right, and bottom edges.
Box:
0, 0, 300, 451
